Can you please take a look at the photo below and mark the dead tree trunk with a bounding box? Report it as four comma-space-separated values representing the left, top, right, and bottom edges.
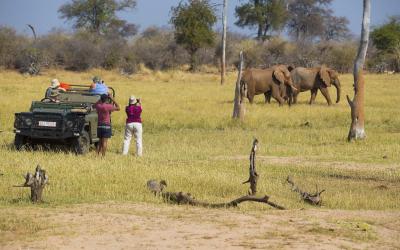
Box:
161, 191, 284, 210
232, 51, 245, 120
287, 176, 325, 206
14, 165, 48, 202
242, 139, 259, 195
220, 0, 228, 85
347, 0, 370, 141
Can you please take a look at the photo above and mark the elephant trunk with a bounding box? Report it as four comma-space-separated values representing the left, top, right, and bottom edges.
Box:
333, 79, 341, 103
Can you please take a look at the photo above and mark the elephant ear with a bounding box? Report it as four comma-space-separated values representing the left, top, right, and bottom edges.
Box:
328, 69, 338, 78
319, 66, 331, 87
273, 69, 285, 85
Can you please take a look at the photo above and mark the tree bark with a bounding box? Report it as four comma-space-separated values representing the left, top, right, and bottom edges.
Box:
220, 0, 228, 85
347, 0, 370, 141
242, 139, 259, 195
287, 176, 325, 206
161, 191, 285, 210
232, 51, 245, 120
14, 165, 48, 203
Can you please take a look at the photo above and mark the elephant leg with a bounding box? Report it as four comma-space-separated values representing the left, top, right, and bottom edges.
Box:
293, 92, 298, 104
309, 89, 318, 105
319, 87, 332, 105
271, 89, 285, 106
264, 91, 272, 103
247, 94, 254, 104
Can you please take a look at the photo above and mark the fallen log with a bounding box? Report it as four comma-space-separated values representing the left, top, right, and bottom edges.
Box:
161, 191, 285, 209
147, 139, 285, 210
14, 165, 48, 203
287, 176, 325, 206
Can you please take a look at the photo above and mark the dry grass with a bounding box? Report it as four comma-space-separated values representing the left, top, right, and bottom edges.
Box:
0, 69, 399, 211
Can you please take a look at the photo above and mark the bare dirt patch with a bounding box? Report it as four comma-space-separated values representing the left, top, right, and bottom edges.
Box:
1, 203, 399, 249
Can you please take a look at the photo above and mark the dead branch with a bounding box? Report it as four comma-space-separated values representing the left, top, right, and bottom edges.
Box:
27, 24, 37, 40
287, 176, 325, 206
242, 138, 259, 195
161, 191, 285, 210
14, 165, 48, 202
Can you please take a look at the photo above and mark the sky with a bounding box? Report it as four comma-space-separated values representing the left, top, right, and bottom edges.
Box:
0, 0, 399, 37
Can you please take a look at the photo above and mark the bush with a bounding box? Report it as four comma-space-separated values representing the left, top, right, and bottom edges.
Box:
0, 26, 28, 69
132, 27, 188, 70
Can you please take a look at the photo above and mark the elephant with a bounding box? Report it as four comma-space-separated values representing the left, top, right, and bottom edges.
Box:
241, 65, 297, 106
290, 66, 341, 105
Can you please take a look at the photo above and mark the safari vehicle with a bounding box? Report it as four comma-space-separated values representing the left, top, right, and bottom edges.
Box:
13, 85, 115, 154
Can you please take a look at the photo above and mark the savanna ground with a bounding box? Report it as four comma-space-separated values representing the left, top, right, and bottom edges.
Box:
0, 69, 399, 249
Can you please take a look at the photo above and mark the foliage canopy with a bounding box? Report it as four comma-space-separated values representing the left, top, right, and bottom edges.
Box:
170, 0, 217, 71
59, 0, 137, 37
370, 16, 400, 72
235, 0, 288, 40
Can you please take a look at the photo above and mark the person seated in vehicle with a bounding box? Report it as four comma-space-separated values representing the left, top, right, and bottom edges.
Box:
89, 76, 109, 95
42, 92, 61, 103
45, 79, 66, 98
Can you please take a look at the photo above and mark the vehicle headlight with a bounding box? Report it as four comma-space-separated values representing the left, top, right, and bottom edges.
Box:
25, 118, 32, 126
66, 120, 74, 128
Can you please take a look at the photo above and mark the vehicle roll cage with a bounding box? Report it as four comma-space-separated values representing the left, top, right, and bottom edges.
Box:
66, 84, 115, 97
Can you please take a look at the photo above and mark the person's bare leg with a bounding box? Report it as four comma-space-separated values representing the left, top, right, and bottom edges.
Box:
101, 139, 108, 156
97, 138, 103, 155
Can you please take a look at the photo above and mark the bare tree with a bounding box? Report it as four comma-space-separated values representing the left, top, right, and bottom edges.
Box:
347, 0, 370, 141
221, 0, 228, 85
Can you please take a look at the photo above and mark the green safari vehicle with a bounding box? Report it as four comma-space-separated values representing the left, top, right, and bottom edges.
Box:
13, 85, 115, 154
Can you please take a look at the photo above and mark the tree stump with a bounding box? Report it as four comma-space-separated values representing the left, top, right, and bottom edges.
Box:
232, 51, 245, 120
15, 165, 49, 203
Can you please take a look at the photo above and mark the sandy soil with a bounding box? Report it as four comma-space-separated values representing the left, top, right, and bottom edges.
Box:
2, 203, 400, 250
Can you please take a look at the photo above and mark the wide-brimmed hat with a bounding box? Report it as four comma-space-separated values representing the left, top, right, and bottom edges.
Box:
129, 95, 137, 104
51, 79, 60, 88
92, 76, 101, 83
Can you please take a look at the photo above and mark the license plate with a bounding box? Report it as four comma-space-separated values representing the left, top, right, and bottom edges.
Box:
38, 121, 56, 127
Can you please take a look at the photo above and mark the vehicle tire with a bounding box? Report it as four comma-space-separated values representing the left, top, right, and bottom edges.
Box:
73, 131, 90, 155
14, 134, 27, 150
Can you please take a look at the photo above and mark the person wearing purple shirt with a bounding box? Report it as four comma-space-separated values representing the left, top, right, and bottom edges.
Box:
94, 94, 120, 156
122, 95, 143, 156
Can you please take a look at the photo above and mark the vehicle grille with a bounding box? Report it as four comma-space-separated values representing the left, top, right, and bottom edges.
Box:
32, 114, 63, 130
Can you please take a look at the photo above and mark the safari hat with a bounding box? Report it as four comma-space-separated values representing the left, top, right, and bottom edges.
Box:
51, 79, 60, 88
129, 95, 137, 104
92, 76, 101, 83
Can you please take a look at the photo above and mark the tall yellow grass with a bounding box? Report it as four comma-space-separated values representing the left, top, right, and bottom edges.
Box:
0, 69, 399, 210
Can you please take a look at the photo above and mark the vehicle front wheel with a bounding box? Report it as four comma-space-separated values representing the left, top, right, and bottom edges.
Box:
14, 134, 28, 150
73, 131, 90, 155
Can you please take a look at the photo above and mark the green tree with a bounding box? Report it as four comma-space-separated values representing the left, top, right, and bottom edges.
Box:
287, 0, 331, 41
170, 0, 217, 71
235, 0, 288, 40
59, 0, 137, 36
371, 16, 400, 72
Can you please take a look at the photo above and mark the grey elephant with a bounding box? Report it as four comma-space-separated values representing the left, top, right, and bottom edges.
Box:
242, 65, 297, 106
290, 66, 341, 105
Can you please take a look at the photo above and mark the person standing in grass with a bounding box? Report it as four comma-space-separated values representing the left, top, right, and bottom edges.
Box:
95, 94, 120, 156
122, 95, 143, 157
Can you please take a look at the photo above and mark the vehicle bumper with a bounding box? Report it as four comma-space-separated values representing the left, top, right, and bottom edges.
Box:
14, 129, 81, 139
